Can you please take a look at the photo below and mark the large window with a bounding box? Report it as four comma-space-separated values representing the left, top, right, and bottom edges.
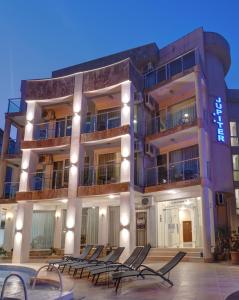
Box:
233, 155, 239, 181
230, 122, 239, 146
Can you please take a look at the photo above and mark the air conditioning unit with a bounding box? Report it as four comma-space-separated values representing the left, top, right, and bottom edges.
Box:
145, 95, 156, 111
134, 92, 143, 104
134, 140, 143, 153
42, 109, 56, 121
39, 154, 53, 165
141, 196, 153, 206
216, 192, 225, 206
145, 143, 157, 157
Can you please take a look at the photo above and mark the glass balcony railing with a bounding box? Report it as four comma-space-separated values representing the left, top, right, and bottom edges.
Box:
147, 104, 197, 135
144, 51, 196, 89
7, 98, 26, 113
29, 169, 69, 191
7, 139, 21, 155
146, 157, 200, 187
83, 110, 121, 133
3, 182, 19, 199
80, 163, 121, 186
33, 117, 72, 140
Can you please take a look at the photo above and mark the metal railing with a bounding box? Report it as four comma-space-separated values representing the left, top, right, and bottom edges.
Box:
29, 168, 69, 191
147, 104, 197, 135
83, 110, 121, 133
144, 50, 196, 89
3, 182, 19, 199
1, 273, 28, 300
33, 117, 72, 140
80, 163, 121, 186
7, 97, 26, 113
146, 157, 200, 186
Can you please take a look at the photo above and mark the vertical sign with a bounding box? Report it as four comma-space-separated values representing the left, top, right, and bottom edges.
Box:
212, 97, 225, 142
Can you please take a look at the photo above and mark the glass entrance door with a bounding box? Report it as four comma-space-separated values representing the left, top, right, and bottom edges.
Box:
164, 208, 180, 248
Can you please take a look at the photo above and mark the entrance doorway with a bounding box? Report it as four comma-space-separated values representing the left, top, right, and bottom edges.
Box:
183, 221, 192, 242
136, 211, 147, 246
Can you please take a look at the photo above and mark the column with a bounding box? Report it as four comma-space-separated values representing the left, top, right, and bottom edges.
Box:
12, 100, 40, 263
12, 202, 33, 263
148, 197, 157, 247
54, 207, 63, 250
65, 73, 83, 256
98, 206, 109, 246
3, 208, 16, 252
195, 67, 214, 260
119, 81, 136, 260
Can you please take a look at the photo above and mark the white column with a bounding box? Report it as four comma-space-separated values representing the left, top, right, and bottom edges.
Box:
98, 206, 109, 246
195, 68, 214, 260
19, 150, 38, 192
119, 81, 136, 260
65, 73, 83, 256
24, 101, 41, 141
12, 202, 33, 263
148, 198, 157, 247
54, 207, 63, 249
3, 209, 16, 252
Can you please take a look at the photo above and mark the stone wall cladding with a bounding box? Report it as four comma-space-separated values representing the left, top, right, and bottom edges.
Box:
83, 59, 143, 92
21, 76, 75, 100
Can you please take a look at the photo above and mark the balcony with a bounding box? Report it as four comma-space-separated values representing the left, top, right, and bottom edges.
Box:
144, 51, 196, 89
3, 182, 19, 200
7, 98, 26, 113
83, 110, 121, 133
80, 163, 121, 186
29, 169, 69, 191
34, 117, 72, 140
147, 103, 197, 136
146, 157, 200, 189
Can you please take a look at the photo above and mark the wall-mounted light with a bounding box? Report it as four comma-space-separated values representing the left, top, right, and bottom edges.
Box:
108, 194, 116, 199
70, 153, 78, 164
6, 211, 13, 221
55, 211, 61, 219
60, 198, 68, 204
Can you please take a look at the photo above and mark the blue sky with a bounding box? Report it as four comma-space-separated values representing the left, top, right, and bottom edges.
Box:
0, 0, 238, 128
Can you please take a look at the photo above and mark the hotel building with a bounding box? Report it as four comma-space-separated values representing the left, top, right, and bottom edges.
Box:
0, 27, 238, 263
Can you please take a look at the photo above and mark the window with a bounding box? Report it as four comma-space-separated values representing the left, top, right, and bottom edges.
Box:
233, 155, 239, 181
230, 122, 239, 146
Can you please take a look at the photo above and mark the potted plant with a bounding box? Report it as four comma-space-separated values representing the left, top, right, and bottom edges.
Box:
214, 227, 230, 261
230, 231, 239, 264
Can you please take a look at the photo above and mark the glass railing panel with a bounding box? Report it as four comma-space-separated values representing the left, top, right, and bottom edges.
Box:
30, 169, 69, 191
83, 110, 121, 133
146, 158, 200, 187
34, 118, 72, 140
80, 163, 121, 186
3, 182, 19, 199
147, 104, 197, 135
7, 98, 26, 113
144, 50, 196, 89
7, 139, 20, 155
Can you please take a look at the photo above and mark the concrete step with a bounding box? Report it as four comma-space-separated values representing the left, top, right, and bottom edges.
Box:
146, 248, 204, 263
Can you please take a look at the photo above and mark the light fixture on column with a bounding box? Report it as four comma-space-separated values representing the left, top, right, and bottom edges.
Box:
6, 211, 13, 221
70, 153, 78, 165
55, 210, 61, 219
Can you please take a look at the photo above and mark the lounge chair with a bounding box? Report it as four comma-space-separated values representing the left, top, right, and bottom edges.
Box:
112, 251, 186, 293
59, 245, 104, 273
71, 246, 125, 278
89, 246, 144, 285
47, 244, 93, 270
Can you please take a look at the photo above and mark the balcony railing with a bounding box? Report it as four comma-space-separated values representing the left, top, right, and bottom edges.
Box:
7, 98, 26, 113
29, 169, 69, 191
7, 138, 21, 155
146, 157, 200, 186
3, 182, 19, 199
147, 104, 197, 135
83, 110, 121, 133
33, 117, 72, 140
144, 50, 196, 89
80, 163, 121, 186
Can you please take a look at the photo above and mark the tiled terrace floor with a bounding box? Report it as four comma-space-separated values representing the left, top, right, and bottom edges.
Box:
1, 261, 239, 300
